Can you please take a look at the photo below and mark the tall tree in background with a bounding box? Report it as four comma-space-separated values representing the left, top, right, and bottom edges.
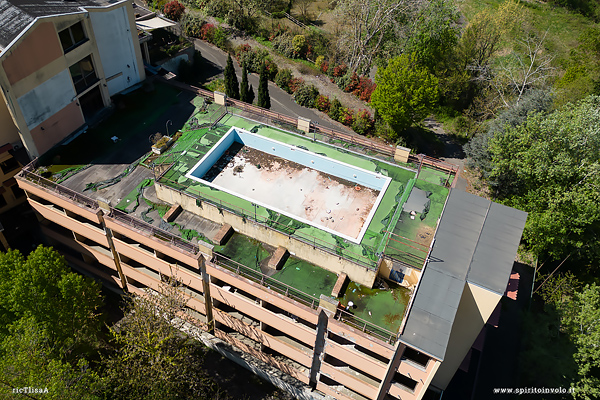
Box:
257, 62, 271, 109
248, 84, 255, 104
224, 54, 240, 100
240, 62, 250, 103
488, 95, 600, 263
334, 0, 415, 75
371, 53, 439, 133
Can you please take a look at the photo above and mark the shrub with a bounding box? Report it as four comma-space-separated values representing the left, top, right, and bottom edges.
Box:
352, 110, 374, 135
264, 59, 278, 80
343, 72, 360, 93
320, 59, 329, 74
288, 77, 304, 93
272, 34, 295, 58
333, 63, 347, 77
164, 0, 185, 21
180, 14, 204, 37
199, 23, 216, 41
203, 0, 229, 18
328, 98, 342, 120
275, 69, 293, 93
356, 76, 376, 102
294, 84, 319, 108
339, 108, 354, 126
268, 23, 288, 41
292, 35, 307, 58
315, 95, 330, 112
235, 44, 270, 73
315, 56, 325, 71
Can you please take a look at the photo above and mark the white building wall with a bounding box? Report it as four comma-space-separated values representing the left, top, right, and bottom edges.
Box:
16, 69, 75, 130
90, 5, 142, 96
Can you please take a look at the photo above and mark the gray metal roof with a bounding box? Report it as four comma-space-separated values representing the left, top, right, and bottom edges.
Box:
400, 189, 527, 360
0, 0, 112, 51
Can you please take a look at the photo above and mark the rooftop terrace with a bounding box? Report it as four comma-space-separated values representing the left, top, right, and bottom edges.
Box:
27, 81, 458, 342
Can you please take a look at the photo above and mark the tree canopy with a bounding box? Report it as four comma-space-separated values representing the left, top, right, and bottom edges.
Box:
488, 95, 600, 263
371, 53, 439, 132
224, 54, 240, 100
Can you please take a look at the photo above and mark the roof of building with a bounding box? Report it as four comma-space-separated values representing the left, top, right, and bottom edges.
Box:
399, 189, 527, 360
0, 0, 114, 50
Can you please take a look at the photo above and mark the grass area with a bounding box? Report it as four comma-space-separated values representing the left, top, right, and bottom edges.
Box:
39, 83, 182, 171
459, 0, 596, 67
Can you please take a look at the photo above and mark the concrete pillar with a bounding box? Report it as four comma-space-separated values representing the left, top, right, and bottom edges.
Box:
297, 116, 311, 133
142, 41, 150, 64
375, 341, 406, 400
97, 210, 128, 293
198, 255, 214, 334
394, 145, 410, 164
214, 91, 227, 106
309, 307, 330, 389
259, 300, 267, 352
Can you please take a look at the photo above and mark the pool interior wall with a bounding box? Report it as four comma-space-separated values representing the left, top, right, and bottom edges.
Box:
185, 127, 392, 244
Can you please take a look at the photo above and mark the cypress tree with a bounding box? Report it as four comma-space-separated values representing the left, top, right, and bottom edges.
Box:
224, 54, 240, 100
257, 62, 271, 109
248, 84, 255, 105
240, 62, 250, 103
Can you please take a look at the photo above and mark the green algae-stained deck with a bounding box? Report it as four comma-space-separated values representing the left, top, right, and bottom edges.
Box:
216, 232, 409, 333
339, 281, 411, 333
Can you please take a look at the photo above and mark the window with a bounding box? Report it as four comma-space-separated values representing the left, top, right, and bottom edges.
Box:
69, 56, 98, 94
59, 22, 86, 52
0, 157, 19, 175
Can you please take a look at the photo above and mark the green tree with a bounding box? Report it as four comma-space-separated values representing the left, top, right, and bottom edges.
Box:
488, 95, 600, 262
100, 279, 226, 400
224, 54, 240, 100
562, 284, 600, 399
0, 246, 103, 398
0, 246, 103, 351
0, 317, 100, 400
257, 62, 271, 109
240, 62, 250, 103
248, 83, 255, 104
403, 0, 460, 73
371, 53, 439, 132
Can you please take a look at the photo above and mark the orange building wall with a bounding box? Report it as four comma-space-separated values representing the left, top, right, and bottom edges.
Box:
2, 22, 63, 85
29, 101, 84, 155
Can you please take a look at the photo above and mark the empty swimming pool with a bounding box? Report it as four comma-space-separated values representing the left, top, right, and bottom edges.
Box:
185, 127, 391, 243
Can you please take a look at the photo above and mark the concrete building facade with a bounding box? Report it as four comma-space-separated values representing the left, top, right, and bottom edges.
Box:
0, 0, 146, 158
15, 101, 527, 399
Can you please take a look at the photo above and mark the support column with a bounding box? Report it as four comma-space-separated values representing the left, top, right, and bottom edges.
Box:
259, 299, 267, 352
309, 308, 330, 389
142, 41, 150, 64
198, 255, 214, 334
375, 341, 406, 400
97, 210, 128, 293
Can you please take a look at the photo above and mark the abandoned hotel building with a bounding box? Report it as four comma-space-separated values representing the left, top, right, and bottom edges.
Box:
3, 1, 527, 399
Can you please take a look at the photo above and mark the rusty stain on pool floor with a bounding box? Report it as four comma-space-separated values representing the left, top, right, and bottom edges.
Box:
205, 143, 380, 240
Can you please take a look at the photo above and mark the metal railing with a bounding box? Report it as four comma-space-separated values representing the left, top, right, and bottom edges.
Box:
18, 159, 99, 211
109, 208, 201, 255
213, 253, 320, 310
156, 176, 379, 270
335, 308, 398, 344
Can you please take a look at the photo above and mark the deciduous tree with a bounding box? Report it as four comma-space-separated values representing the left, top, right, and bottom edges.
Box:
370, 53, 439, 132
488, 95, 600, 262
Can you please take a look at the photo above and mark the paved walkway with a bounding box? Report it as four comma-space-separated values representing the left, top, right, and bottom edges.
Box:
193, 39, 351, 133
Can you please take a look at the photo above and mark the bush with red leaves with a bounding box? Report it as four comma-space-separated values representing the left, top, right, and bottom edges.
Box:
315, 95, 330, 112
288, 77, 305, 93
164, 0, 185, 21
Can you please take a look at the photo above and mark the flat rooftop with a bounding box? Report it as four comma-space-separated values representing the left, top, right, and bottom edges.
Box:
32, 82, 456, 340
